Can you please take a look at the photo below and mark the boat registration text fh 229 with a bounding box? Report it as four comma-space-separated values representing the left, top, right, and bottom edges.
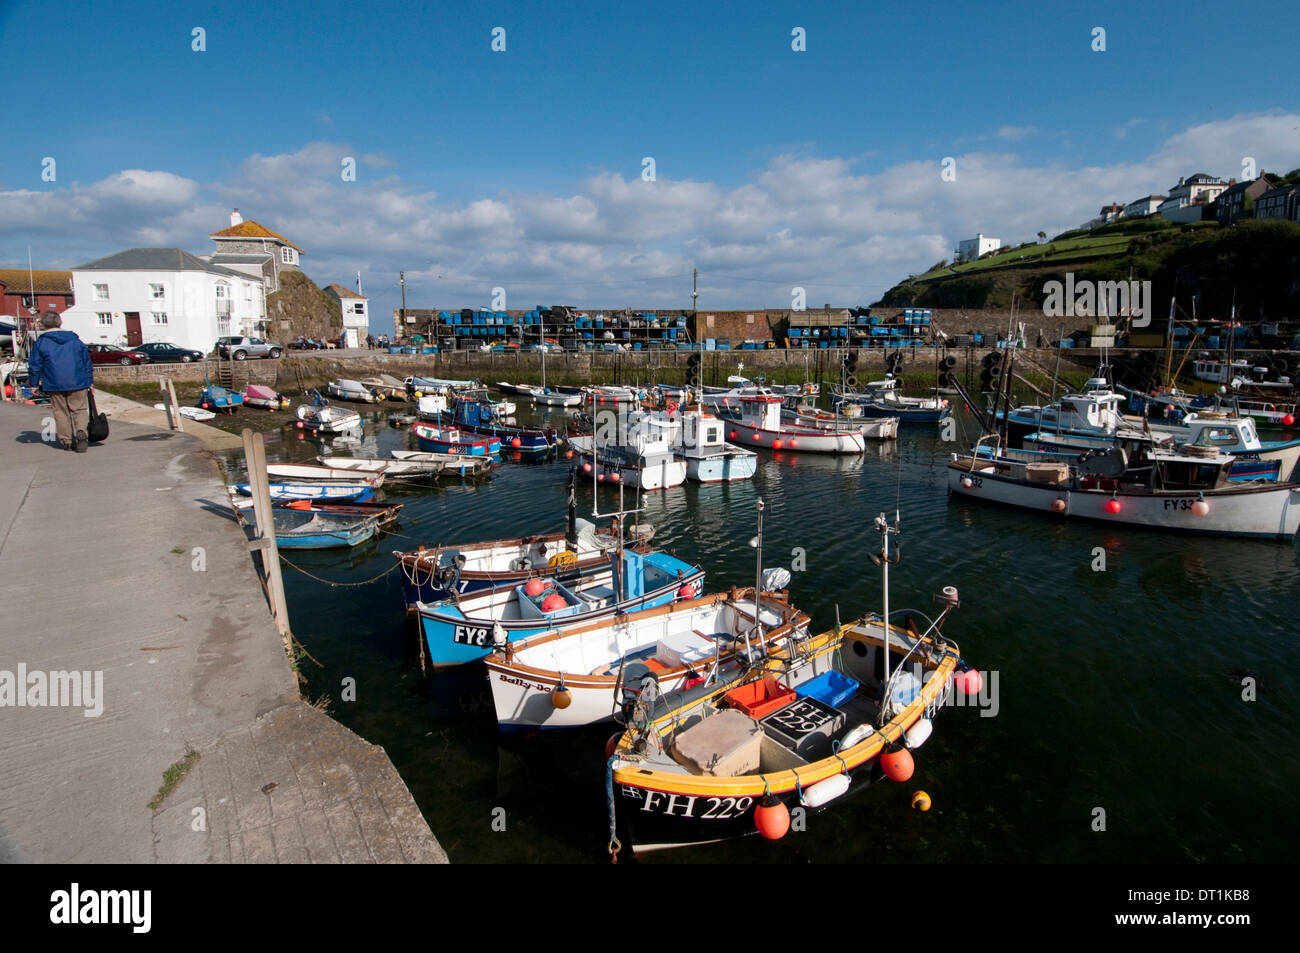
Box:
624, 786, 755, 821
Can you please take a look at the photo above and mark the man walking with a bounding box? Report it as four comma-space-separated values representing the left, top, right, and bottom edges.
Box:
28, 310, 94, 452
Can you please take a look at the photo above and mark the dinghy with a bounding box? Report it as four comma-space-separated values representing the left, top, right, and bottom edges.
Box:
154, 403, 216, 421
234, 481, 375, 502
326, 379, 380, 403
242, 384, 291, 410
296, 392, 363, 433
265, 463, 385, 486
200, 382, 243, 413
316, 456, 446, 479
359, 375, 408, 401
388, 412, 419, 427
606, 511, 969, 855
390, 449, 492, 474
231, 496, 403, 525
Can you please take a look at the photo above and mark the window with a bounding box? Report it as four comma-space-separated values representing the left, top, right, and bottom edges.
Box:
281, 247, 295, 264
354, 303, 365, 314
152, 312, 168, 325
97, 313, 113, 326
149, 283, 166, 300
93, 283, 109, 301
215, 283, 228, 298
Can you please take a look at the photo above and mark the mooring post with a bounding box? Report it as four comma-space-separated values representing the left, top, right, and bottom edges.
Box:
167, 378, 184, 433
241, 429, 292, 656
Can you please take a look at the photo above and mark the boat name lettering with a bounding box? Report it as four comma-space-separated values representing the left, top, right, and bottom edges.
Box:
498, 674, 550, 692
639, 790, 753, 819
453, 624, 490, 646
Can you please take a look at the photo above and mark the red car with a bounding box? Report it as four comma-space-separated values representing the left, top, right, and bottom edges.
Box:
88, 344, 148, 365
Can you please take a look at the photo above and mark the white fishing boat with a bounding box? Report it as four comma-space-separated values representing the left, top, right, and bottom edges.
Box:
716, 395, 868, 454
485, 588, 809, 731
948, 442, 1300, 539
359, 374, 409, 401
568, 431, 688, 490
265, 463, 385, 486
678, 408, 758, 482
781, 407, 899, 441
531, 387, 583, 407
416, 394, 449, 419
154, 403, 216, 421
315, 456, 448, 478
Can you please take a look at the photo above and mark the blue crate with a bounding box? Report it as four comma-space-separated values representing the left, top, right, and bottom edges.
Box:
796, 670, 859, 708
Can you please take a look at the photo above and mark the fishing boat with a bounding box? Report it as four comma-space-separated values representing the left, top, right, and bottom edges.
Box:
296, 392, 363, 433
485, 588, 809, 731
326, 379, 380, 403
833, 378, 951, 423
394, 472, 639, 606
388, 412, 419, 427
412, 420, 500, 456
415, 394, 449, 419
606, 511, 971, 855
948, 441, 1300, 539
242, 384, 291, 410
531, 387, 583, 408
585, 385, 646, 407
233, 481, 375, 502
782, 406, 899, 441
495, 381, 534, 396
716, 395, 868, 454
452, 394, 558, 453
231, 496, 403, 525
415, 547, 704, 668
568, 430, 688, 490
265, 463, 385, 486
678, 408, 758, 482
406, 375, 480, 397
390, 449, 492, 473
199, 382, 243, 413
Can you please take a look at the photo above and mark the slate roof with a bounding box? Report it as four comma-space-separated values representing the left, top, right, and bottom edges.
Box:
209, 220, 303, 252
74, 248, 252, 279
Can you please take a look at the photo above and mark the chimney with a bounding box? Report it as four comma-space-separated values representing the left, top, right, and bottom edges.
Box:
231, 208, 243, 227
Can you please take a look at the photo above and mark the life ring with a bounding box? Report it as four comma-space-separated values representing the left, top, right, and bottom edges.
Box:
549, 551, 579, 568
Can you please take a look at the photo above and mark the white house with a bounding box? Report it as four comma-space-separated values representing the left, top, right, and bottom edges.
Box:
1158, 173, 1226, 223
1123, 195, 1166, 218
59, 248, 266, 352
957, 233, 1001, 261
324, 282, 369, 348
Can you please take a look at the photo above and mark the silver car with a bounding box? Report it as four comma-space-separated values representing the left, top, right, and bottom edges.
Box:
216, 336, 282, 360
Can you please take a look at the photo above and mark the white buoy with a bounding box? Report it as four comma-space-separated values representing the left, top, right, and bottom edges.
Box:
839, 724, 875, 749
800, 773, 850, 808
905, 716, 934, 749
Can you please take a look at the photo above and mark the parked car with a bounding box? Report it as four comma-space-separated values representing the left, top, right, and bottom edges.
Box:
216, 336, 281, 360
88, 344, 148, 365
289, 337, 326, 350
135, 342, 205, 364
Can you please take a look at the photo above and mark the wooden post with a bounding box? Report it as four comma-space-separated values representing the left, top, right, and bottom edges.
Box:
241, 429, 292, 657
166, 378, 184, 433
159, 379, 175, 430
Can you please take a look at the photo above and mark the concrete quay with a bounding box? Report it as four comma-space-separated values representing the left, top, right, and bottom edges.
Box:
0, 398, 446, 863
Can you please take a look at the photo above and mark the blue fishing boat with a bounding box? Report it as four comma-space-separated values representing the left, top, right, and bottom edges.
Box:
415, 547, 704, 668
452, 395, 558, 453
269, 510, 381, 549
832, 379, 950, 422
234, 481, 375, 502
200, 382, 243, 413
412, 420, 500, 456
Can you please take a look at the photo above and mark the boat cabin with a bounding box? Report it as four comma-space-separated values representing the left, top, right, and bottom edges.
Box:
738, 395, 783, 431
1183, 415, 1261, 452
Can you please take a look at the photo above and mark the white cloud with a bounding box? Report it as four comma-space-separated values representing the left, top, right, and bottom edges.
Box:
998, 126, 1035, 140
3, 116, 1298, 319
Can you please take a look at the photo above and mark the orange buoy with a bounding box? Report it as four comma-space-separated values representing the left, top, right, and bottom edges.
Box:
880, 747, 914, 782
753, 794, 790, 840
524, 578, 547, 597
911, 790, 932, 811
541, 593, 566, 612
552, 686, 573, 709
677, 585, 694, 600
511, 437, 522, 448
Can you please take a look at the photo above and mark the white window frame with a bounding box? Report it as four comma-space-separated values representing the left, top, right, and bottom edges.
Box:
281, 247, 295, 264
215, 283, 229, 299
97, 312, 113, 326
149, 282, 166, 300
93, 283, 109, 301
152, 312, 169, 325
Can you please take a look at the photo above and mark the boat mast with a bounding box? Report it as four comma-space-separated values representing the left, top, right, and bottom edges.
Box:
875, 510, 899, 694
750, 497, 765, 657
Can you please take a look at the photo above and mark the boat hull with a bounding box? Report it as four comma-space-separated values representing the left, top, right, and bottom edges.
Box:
725, 419, 866, 454
412, 423, 500, 456
684, 449, 759, 482
947, 459, 1300, 539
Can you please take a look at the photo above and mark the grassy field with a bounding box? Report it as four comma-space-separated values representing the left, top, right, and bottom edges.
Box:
914, 233, 1134, 281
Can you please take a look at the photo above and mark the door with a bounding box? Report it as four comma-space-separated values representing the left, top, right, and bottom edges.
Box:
124, 313, 142, 347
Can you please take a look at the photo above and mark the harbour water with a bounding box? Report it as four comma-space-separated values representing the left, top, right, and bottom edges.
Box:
220, 402, 1300, 863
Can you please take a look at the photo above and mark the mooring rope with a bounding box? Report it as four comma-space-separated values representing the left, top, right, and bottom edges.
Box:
276, 554, 403, 587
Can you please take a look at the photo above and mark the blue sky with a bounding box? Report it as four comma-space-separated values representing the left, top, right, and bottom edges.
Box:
3, 0, 1299, 330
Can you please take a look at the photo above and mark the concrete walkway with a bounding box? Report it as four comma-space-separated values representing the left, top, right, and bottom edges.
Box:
0, 399, 445, 863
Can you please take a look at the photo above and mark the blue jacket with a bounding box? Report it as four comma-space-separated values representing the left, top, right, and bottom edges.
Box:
29, 329, 93, 392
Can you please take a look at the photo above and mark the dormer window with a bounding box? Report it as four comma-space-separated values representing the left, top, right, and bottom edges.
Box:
281, 247, 296, 265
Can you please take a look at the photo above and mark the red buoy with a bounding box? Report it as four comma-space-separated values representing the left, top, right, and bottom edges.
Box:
880, 747, 915, 782
1051, 498, 1066, 513
677, 584, 694, 600
1283, 414, 1295, 426
582, 462, 592, 473
753, 794, 790, 840
524, 578, 548, 597
610, 471, 620, 482
789, 438, 798, 447
772, 439, 783, 449
511, 437, 522, 448
954, 668, 983, 695
1105, 499, 1122, 514
729, 431, 737, 440
541, 593, 566, 612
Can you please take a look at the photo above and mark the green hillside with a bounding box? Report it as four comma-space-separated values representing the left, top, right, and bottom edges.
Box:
878, 217, 1300, 321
